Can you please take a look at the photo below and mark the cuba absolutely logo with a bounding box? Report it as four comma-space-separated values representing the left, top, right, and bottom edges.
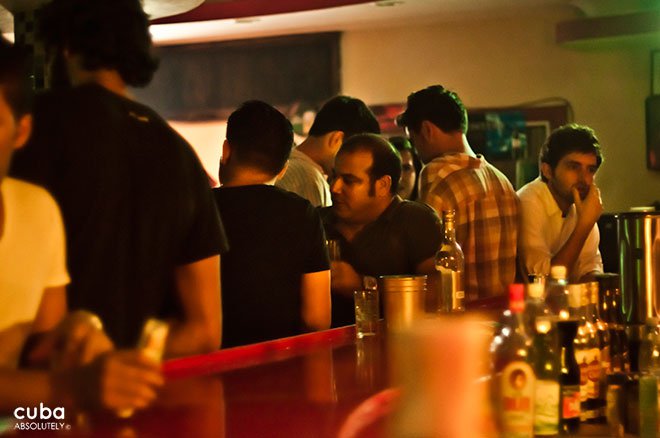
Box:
13, 403, 71, 431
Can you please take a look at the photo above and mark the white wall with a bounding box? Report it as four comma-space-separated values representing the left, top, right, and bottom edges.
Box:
341, 5, 660, 212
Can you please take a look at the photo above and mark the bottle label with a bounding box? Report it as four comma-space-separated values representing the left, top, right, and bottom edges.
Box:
534, 380, 559, 435
587, 348, 601, 399
561, 385, 581, 420
499, 362, 535, 436
436, 266, 464, 311
575, 349, 589, 402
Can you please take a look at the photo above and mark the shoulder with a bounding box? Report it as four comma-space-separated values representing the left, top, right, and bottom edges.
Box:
4, 178, 62, 225
393, 199, 440, 223
517, 178, 546, 203
4, 178, 57, 207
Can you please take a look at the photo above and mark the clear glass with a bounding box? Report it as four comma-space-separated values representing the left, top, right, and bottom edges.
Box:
326, 239, 341, 261
354, 289, 379, 338
545, 269, 569, 318
434, 210, 465, 313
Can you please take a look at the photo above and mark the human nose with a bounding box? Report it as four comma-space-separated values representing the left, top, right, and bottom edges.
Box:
578, 167, 592, 185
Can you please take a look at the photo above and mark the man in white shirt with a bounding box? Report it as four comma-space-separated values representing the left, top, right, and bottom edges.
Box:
517, 124, 604, 282
276, 96, 380, 207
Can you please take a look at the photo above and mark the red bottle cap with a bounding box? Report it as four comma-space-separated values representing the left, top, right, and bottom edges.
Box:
508, 284, 525, 313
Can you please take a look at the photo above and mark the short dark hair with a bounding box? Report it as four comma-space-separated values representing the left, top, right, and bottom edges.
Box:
397, 85, 467, 134
0, 37, 32, 119
540, 123, 603, 181
38, 0, 159, 87
308, 96, 381, 138
337, 134, 401, 195
226, 100, 293, 176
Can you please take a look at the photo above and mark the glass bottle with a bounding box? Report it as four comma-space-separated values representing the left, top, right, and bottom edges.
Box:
524, 282, 552, 335
545, 266, 569, 319
568, 284, 589, 421
581, 283, 602, 423
531, 315, 560, 436
434, 209, 465, 313
557, 319, 581, 435
588, 281, 608, 423
490, 284, 535, 438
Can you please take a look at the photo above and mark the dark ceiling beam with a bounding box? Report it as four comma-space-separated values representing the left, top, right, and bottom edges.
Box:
556, 9, 660, 44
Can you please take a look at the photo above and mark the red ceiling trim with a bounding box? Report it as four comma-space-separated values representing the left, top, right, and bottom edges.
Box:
151, 0, 374, 24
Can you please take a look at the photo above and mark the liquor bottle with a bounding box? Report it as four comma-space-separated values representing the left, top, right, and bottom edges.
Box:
524, 282, 552, 335
434, 210, 465, 313
531, 315, 560, 436
545, 266, 569, 319
491, 284, 535, 438
557, 319, 581, 435
588, 281, 608, 422
606, 274, 630, 374
568, 283, 600, 421
582, 283, 602, 423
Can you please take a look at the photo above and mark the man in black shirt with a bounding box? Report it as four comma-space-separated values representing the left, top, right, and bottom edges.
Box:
10, 0, 228, 356
214, 101, 331, 347
320, 134, 441, 326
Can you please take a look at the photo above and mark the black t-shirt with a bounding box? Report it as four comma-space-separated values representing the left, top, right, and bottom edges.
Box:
10, 84, 228, 347
320, 196, 442, 326
213, 185, 329, 348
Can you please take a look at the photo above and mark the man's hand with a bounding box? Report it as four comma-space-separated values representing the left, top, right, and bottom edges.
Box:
56, 350, 164, 411
51, 311, 114, 370
573, 183, 603, 228
330, 261, 362, 297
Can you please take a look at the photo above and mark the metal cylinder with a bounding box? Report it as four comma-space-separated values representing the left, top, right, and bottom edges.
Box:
615, 212, 660, 324
379, 275, 426, 331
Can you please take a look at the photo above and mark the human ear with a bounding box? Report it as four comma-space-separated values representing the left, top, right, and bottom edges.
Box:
376, 175, 392, 196
540, 162, 553, 181
220, 139, 231, 164
13, 114, 32, 150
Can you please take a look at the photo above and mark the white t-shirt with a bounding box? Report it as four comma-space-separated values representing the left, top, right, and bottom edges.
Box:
517, 177, 603, 282
0, 178, 69, 366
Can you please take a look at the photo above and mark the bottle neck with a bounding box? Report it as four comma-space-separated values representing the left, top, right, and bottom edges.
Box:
443, 221, 456, 242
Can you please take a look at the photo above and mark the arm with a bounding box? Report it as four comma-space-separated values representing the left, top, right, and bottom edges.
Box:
301, 270, 331, 331
31, 286, 67, 333
551, 185, 603, 276
166, 255, 222, 358
330, 261, 363, 298
20, 286, 68, 367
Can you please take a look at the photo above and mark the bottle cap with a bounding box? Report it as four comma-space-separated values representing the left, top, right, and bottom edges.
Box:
527, 282, 544, 299
508, 284, 525, 313
568, 284, 582, 308
550, 265, 567, 280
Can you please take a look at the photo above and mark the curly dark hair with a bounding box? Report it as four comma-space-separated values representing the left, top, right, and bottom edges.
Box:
37, 0, 159, 87
539, 123, 603, 182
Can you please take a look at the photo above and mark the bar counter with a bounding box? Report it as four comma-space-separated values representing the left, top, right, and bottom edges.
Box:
15, 322, 631, 437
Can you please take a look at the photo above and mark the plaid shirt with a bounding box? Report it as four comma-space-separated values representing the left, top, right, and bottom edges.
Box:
419, 153, 519, 299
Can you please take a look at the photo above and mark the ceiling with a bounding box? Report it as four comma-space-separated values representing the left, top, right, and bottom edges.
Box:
149, 0, 573, 45
2, 0, 659, 47
1, 0, 574, 44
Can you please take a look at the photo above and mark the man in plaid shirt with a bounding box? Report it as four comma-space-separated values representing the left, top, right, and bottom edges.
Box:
397, 85, 519, 300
